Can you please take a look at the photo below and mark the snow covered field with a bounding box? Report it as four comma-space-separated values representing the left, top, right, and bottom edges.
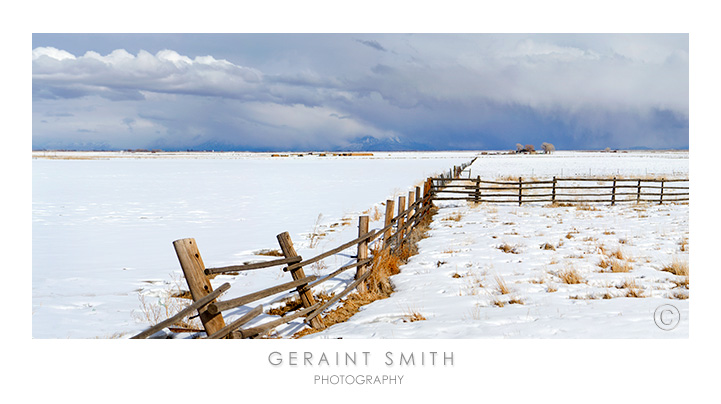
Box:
301, 151, 689, 339
31, 150, 688, 339
32, 151, 476, 338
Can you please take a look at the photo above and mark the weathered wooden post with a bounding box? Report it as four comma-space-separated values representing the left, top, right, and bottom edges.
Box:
636, 180, 642, 203
659, 179, 665, 205
355, 216, 370, 293
611, 177, 617, 206
551, 176, 557, 204
407, 190, 415, 230
173, 238, 227, 336
474, 176, 481, 203
518, 177, 523, 206
383, 199, 395, 247
397, 195, 406, 243
415, 186, 422, 226
276, 232, 325, 329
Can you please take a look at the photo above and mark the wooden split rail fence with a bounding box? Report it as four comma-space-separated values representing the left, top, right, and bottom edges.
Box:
131, 161, 473, 339
431, 176, 689, 206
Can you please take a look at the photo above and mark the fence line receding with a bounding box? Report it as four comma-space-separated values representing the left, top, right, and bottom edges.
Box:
131, 159, 476, 339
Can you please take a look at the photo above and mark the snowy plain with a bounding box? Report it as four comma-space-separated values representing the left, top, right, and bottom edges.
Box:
32, 150, 476, 338
31, 150, 689, 339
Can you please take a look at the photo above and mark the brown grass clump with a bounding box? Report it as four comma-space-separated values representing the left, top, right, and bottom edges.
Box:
497, 243, 520, 254
267, 292, 335, 317
493, 296, 524, 307
363, 206, 384, 221
661, 259, 689, 277
547, 202, 574, 208
617, 278, 645, 298
679, 238, 688, 252
540, 242, 556, 251
171, 290, 193, 299
672, 290, 689, 300
442, 212, 463, 222
597, 246, 633, 273
402, 307, 427, 322
598, 258, 633, 273
494, 276, 511, 295
557, 267, 584, 284
365, 245, 403, 296
256, 248, 284, 257
576, 203, 599, 211
608, 248, 627, 261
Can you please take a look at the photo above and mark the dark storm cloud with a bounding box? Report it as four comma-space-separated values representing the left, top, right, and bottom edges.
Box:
32, 34, 688, 151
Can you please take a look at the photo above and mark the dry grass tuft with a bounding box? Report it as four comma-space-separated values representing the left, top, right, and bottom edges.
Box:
442, 212, 463, 222
625, 287, 645, 298
493, 295, 524, 307
608, 248, 627, 261
497, 243, 520, 254
576, 203, 599, 211
557, 267, 585, 284
671, 290, 689, 300
679, 237, 688, 252
620, 278, 645, 298
307, 214, 326, 248
661, 259, 689, 277
547, 202, 574, 208
402, 307, 427, 322
256, 248, 284, 257
494, 275, 511, 295
540, 242, 556, 251
135, 293, 203, 332
598, 258, 633, 273
268, 292, 335, 317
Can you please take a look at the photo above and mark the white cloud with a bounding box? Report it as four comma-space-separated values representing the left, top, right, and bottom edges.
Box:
33, 47, 266, 101
32, 46, 76, 60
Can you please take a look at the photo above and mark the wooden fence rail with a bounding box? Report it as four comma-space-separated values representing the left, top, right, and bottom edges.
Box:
131, 159, 472, 339
431, 176, 689, 206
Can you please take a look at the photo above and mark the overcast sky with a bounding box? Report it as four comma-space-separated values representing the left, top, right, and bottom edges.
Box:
32, 33, 688, 151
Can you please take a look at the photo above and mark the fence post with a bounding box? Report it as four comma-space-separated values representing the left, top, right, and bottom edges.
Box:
173, 238, 227, 336
355, 216, 370, 293
636, 180, 641, 203
611, 177, 617, 206
415, 186, 422, 226
475, 176, 481, 203
659, 179, 665, 205
408, 190, 415, 227
518, 177, 523, 206
276, 232, 325, 330
551, 176, 557, 204
424, 178, 432, 204
397, 195, 406, 243
383, 199, 395, 247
